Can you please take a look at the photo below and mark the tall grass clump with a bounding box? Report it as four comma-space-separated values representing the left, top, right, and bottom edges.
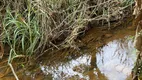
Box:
34, 0, 89, 53
87, 0, 134, 26
3, 9, 40, 62
2, 1, 41, 79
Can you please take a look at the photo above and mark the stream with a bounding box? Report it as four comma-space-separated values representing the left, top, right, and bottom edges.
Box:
0, 26, 138, 80
40, 36, 137, 80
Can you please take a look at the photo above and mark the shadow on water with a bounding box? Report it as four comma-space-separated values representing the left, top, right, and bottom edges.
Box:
40, 36, 137, 80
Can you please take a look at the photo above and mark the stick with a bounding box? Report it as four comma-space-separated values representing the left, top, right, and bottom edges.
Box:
8, 63, 19, 80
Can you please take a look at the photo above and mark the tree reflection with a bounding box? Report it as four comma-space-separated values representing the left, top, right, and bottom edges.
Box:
88, 53, 107, 80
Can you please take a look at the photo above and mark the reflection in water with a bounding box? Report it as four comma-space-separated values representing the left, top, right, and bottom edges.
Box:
40, 37, 137, 80
88, 53, 108, 80
40, 55, 91, 80
97, 37, 137, 80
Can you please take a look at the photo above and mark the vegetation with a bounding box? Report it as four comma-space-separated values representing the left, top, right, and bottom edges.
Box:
0, 0, 134, 79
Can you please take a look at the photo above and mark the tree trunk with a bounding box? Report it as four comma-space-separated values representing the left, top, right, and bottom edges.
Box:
132, 0, 142, 28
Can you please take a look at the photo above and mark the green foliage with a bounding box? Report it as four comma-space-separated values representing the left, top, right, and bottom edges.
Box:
121, 0, 134, 7
2, 7, 40, 63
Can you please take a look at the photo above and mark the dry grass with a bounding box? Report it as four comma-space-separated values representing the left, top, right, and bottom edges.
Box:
0, 0, 134, 60
0, 0, 134, 63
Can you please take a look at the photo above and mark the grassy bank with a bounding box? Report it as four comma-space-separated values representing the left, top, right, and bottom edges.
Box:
0, 0, 134, 79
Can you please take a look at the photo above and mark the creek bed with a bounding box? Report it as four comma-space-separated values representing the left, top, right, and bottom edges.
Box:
0, 26, 137, 80
39, 36, 137, 80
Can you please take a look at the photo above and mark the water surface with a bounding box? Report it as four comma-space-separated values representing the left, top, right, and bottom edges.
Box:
40, 36, 137, 80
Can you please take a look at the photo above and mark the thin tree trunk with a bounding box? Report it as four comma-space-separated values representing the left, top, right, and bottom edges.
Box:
132, 0, 142, 28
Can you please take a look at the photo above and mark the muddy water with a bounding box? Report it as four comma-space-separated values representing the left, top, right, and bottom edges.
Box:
0, 27, 137, 80
40, 36, 136, 80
